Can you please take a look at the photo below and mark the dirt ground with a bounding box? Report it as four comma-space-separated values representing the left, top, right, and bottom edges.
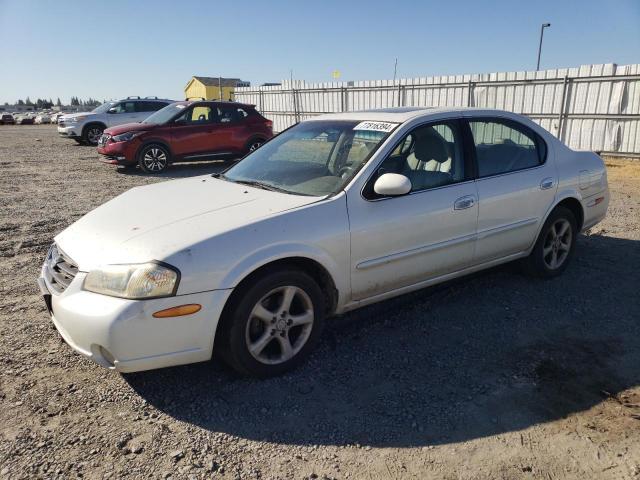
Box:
1, 125, 639, 480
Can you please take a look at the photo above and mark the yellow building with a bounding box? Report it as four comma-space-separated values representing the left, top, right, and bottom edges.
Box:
184, 76, 250, 101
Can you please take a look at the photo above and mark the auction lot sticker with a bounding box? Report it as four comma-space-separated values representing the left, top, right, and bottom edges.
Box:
353, 121, 399, 133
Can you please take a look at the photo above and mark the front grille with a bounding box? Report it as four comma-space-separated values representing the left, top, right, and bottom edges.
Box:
43, 244, 78, 295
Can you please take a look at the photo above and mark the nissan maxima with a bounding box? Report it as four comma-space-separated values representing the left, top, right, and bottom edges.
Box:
38, 107, 609, 376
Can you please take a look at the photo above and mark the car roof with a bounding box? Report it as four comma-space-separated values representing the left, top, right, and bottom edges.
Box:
308, 107, 514, 123
117, 98, 174, 102
172, 100, 255, 108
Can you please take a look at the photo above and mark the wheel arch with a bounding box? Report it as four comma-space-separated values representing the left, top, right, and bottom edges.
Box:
244, 135, 268, 151
213, 255, 340, 354
224, 255, 339, 316
554, 197, 584, 231
531, 193, 584, 250
82, 121, 107, 133
135, 139, 174, 162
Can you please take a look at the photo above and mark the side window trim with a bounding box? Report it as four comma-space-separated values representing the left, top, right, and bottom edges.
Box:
361, 118, 470, 201
465, 117, 548, 180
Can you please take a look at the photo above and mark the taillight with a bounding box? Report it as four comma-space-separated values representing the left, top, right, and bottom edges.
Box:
266, 120, 273, 129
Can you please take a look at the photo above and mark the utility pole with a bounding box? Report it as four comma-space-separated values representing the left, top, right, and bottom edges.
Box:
393, 58, 398, 83
218, 76, 222, 100
536, 23, 551, 70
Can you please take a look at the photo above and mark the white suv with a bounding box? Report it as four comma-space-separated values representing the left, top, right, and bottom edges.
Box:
57, 97, 173, 145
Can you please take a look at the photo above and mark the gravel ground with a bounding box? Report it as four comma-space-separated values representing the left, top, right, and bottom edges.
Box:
1, 125, 639, 480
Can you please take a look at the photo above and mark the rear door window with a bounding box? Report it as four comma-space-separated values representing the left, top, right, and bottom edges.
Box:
217, 106, 237, 123
468, 119, 546, 177
136, 101, 167, 112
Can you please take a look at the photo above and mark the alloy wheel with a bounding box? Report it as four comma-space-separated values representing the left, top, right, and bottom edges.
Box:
542, 218, 572, 270
245, 286, 314, 365
249, 141, 263, 152
142, 148, 168, 172
87, 128, 102, 145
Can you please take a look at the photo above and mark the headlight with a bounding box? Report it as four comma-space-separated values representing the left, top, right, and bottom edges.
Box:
112, 131, 146, 142
67, 116, 86, 123
84, 262, 179, 299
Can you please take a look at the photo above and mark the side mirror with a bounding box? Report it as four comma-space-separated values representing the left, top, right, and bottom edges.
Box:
373, 173, 411, 196
107, 107, 117, 114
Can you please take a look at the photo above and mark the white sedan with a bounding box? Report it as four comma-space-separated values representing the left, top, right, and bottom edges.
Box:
38, 107, 609, 376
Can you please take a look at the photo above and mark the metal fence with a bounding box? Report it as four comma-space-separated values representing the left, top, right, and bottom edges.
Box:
235, 63, 640, 156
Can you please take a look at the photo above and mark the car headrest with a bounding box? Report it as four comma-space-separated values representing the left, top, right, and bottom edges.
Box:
414, 133, 449, 163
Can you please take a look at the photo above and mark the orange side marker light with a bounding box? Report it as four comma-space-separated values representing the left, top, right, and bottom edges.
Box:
153, 304, 202, 318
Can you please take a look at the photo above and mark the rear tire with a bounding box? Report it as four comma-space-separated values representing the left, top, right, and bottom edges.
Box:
137, 144, 170, 173
82, 124, 104, 146
217, 269, 325, 377
523, 206, 577, 278
245, 137, 265, 154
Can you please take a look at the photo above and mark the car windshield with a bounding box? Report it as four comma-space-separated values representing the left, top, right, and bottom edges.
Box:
142, 103, 188, 125
222, 120, 396, 197
91, 102, 115, 114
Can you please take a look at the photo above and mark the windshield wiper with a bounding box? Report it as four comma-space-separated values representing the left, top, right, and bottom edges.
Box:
232, 179, 291, 194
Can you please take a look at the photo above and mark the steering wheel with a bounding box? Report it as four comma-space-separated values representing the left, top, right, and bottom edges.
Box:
337, 165, 354, 179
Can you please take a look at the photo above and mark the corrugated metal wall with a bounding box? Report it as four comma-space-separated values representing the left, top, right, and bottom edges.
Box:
235, 63, 640, 155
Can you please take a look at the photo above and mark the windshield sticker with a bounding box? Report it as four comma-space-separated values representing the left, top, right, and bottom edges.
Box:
353, 121, 399, 133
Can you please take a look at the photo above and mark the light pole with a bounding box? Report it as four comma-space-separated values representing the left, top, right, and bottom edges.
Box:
536, 23, 551, 70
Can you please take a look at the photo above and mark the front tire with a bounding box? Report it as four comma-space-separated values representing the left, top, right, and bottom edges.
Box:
218, 269, 325, 377
137, 144, 170, 173
82, 124, 104, 146
523, 206, 577, 278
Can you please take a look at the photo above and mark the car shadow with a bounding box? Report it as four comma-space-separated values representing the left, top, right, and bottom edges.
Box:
124, 233, 640, 448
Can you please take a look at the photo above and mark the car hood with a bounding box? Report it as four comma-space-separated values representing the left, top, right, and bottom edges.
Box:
55, 176, 319, 271
105, 122, 153, 136
63, 111, 95, 120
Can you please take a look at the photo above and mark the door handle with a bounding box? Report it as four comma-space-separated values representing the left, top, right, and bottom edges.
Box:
540, 177, 554, 190
454, 195, 476, 210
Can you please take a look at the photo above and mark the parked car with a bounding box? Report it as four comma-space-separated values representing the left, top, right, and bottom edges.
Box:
0, 114, 15, 125
96, 100, 273, 173
35, 114, 51, 124
58, 97, 173, 146
15, 114, 34, 125
50, 112, 64, 124
39, 107, 609, 376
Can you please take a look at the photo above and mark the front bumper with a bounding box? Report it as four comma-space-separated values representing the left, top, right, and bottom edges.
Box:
58, 124, 81, 138
97, 140, 138, 164
38, 263, 232, 373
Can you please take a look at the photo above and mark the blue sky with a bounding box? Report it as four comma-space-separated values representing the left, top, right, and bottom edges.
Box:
1, 0, 638, 104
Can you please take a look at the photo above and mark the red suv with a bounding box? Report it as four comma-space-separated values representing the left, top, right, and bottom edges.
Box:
97, 101, 273, 173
